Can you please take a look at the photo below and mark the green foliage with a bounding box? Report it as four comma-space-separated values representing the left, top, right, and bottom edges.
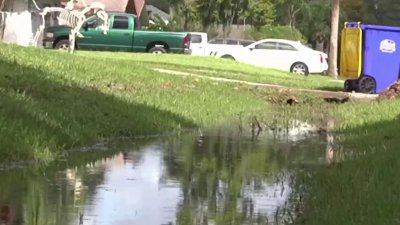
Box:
275, 0, 312, 28
143, 0, 400, 47
0, 43, 267, 161
0, 43, 342, 161
245, 24, 306, 42
147, 0, 171, 13
341, 0, 367, 22
169, 0, 199, 30
368, 0, 400, 26
340, 0, 400, 27
295, 0, 331, 42
246, 0, 276, 28
142, 14, 184, 32
195, 0, 219, 31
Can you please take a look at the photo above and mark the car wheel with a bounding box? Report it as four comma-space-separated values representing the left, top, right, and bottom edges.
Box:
221, 55, 235, 60
149, 46, 166, 54
55, 39, 70, 50
358, 76, 376, 94
290, 62, 309, 76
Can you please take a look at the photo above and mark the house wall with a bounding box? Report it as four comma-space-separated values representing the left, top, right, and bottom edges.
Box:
1, 0, 33, 46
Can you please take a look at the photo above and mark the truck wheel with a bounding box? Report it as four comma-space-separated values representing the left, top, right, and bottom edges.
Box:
149, 46, 166, 54
55, 39, 70, 50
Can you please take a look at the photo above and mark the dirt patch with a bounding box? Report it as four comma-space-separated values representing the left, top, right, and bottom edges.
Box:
154, 68, 379, 102
377, 80, 400, 100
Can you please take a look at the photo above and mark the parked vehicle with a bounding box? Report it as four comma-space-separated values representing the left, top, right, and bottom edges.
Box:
43, 12, 191, 54
213, 39, 328, 75
208, 38, 255, 46
189, 32, 255, 57
189, 32, 208, 56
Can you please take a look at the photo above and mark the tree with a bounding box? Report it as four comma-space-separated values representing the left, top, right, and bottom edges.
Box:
217, 0, 242, 37
168, 0, 198, 31
341, 0, 366, 22
274, 0, 332, 47
275, 0, 312, 29
196, 0, 219, 31
295, 0, 331, 45
367, 0, 400, 26
247, 0, 275, 29
328, 0, 339, 78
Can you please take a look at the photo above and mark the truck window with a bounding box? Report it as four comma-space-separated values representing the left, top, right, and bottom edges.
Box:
85, 16, 98, 28
191, 35, 202, 43
113, 16, 129, 29
209, 39, 223, 44
226, 39, 238, 45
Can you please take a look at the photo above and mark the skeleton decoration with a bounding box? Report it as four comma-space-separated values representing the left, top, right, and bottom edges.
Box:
32, 0, 109, 53
32, 5, 66, 47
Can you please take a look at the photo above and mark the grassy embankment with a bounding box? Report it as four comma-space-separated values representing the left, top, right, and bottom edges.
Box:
256, 86, 400, 224
295, 99, 400, 225
2, 43, 400, 223
266, 86, 400, 224
0, 44, 266, 161
77, 51, 344, 91
1, 43, 339, 162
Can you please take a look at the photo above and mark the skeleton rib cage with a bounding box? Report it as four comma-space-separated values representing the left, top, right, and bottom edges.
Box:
58, 10, 86, 29
31, 0, 109, 53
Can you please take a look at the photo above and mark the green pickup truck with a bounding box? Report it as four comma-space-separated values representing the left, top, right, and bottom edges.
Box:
43, 12, 191, 54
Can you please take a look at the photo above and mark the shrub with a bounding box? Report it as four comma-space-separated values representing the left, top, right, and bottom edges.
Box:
245, 25, 306, 42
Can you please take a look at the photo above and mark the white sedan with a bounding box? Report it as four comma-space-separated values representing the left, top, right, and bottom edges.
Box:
214, 39, 328, 75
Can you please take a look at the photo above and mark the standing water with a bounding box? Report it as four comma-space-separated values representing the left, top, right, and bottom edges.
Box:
0, 127, 328, 225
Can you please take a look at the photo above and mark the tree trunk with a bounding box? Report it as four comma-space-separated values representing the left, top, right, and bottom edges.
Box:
328, 0, 340, 79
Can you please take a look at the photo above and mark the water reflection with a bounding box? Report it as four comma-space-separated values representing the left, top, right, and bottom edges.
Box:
0, 127, 326, 225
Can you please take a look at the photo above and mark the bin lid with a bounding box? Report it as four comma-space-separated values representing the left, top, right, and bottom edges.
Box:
361, 24, 400, 32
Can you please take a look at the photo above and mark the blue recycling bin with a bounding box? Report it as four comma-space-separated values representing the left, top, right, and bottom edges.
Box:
340, 22, 400, 94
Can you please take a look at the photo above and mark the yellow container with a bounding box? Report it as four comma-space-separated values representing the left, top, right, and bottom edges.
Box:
340, 23, 363, 79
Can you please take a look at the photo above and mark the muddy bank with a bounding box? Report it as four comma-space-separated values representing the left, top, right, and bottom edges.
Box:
155, 68, 378, 102
377, 80, 400, 100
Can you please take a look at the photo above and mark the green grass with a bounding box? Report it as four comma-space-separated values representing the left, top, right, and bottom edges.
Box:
77, 51, 344, 91
0, 44, 266, 161
234, 91, 400, 224
281, 99, 400, 225
3, 43, 400, 224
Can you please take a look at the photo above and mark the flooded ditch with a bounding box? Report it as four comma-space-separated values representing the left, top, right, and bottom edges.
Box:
0, 125, 332, 225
